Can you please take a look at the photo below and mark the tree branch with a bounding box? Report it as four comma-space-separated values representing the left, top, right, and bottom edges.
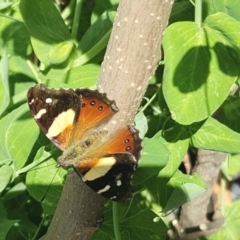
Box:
178, 150, 226, 240
46, 1, 174, 239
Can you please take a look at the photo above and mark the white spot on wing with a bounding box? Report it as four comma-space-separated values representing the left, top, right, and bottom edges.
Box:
34, 109, 47, 119
29, 99, 34, 105
116, 180, 122, 186
84, 157, 117, 181
97, 185, 111, 194
46, 98, 52, 103
46, 109, 75, 138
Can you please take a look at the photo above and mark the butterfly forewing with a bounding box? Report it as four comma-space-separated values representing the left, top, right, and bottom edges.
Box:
71, 89, 118, 142
27, 84, 80, 150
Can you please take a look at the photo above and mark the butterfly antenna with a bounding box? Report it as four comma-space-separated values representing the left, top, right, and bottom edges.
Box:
40, 167, 60, 202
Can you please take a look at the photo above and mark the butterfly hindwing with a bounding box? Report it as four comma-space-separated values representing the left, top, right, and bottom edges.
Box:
74, 154, 137, 201
73, 126, 142, 201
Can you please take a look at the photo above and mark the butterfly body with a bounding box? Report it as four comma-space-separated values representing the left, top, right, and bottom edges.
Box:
27, 84, 142, 201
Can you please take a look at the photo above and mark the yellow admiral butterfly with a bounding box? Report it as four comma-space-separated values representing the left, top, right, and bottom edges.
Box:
27, 84, 142, 201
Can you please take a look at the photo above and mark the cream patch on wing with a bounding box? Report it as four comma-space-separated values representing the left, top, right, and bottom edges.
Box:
34, 109, 47, 119
46, 109, 75, 138
84, 157, 116, 181
97, 185, 111, 194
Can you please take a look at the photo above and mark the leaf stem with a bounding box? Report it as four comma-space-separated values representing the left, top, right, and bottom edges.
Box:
73, 30, 111, 67
113, 202, 121, 240
26, 60, 42, 83
140, 92, 157, 112
194, 0, 202, 27
71, 0, 83, 40
220, 176, 226, 215
16, 151, 51, 176
32, 214, 47, 240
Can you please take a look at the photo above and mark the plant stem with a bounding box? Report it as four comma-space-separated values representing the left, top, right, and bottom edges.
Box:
73, 30, 111, 67
220, 177, 226, 215
194, 0, 202, 27
26, 60, 42, 83
113, 202, 121, 240
32, 214, 47, 240
140, 92, 157, 112
71, 0, 83, 40
16, 151, 51, 175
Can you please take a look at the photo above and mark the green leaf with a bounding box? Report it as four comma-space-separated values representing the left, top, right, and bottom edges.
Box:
133, 138, 169, 185
202, 0, 240, 22
0, 16, 30, 57
0, 104, 39, 169
201, 200, 240, 240
121, 209, 167, 240
93, 201, 167, 240
163, 171, 206, 212
74, 12, 113, 66
20, 0, 71, 65
91, 0, 118, 23
169, 1, 194, 24
221, 154, 240, 181
220, 96, 240, 133
3, 182, 27, 202
0, 218, 18, 240
144, 131, 189, 195
191, 117, 240, 153
205, 12, 240, 51
0, 165, 13, 193
91, 230, 112, 240
0, 199, 7, 218
26, 148, 66, 214
48, 41, 75, 65
66, 64, 100, 88
135, 111, 148, 139
0, 2, 14, 10
162, 18, 239, 125
0, 55, 10, 115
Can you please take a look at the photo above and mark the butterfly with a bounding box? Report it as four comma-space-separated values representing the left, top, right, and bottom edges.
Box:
27, 84, 142, 201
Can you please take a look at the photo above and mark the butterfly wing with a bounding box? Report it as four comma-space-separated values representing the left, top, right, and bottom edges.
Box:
73, 126, 142, 201
27, 84, 80, 150
27, 84, 118, 150
72, 89, 118, 142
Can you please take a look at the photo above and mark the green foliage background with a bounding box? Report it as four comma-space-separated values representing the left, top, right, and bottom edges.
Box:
0, 0, 240, 239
